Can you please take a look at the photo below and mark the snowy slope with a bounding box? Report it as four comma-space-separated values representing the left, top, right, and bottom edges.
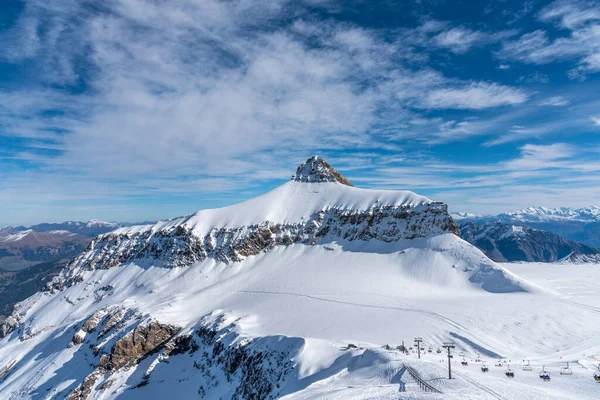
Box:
1, 157, 599, 399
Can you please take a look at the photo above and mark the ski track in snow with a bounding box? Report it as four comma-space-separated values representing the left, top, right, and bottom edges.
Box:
452, 370, 507, 400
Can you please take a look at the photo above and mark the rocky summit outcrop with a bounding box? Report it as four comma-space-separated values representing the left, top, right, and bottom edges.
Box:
292, 156, 353, 186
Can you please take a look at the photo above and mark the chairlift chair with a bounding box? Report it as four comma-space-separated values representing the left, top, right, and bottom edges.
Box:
461, 359, 468, 366
560, 362, 572, 375
481, 362, 489, 373
505, 366, 514, 378
437, 348, 442, 354
523, 360, 532, 371
428, 347, 433, 353
594, 365, 600, 382
495, 360, 503, 367
539, 366, 551, 381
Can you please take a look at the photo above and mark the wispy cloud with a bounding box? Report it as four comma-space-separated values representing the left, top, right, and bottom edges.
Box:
432, 27, 517, 54
539, 96, 570, 106
498, 0, 600, 78
423, 82, 528, 110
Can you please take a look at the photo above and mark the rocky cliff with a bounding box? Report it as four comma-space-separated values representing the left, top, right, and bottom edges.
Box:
54, 157, 458, 287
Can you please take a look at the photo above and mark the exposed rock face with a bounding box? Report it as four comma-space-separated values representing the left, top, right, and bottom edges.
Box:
59, 311, 297, 400
1, 315, 17, 338
67, 370, 103, 400
562, 253, 600, 264
193, 321, 296, 400
292, 156, 353, 186
110, 322, 181, 369
56, 203, 457, 277
459, 221, 600, 262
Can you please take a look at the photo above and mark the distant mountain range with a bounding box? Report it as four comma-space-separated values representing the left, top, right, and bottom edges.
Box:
452, 207, 600, 247
4, 219, 157, 238
0, 228, 91, 271
0, 228, 92, 321
458, 221, 600, 263
0, 219, 159, 320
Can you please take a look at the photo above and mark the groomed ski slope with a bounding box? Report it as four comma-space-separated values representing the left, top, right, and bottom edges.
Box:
2, 242, 600, 398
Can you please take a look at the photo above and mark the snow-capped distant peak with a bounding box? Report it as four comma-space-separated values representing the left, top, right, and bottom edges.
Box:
450, 211, 482, 220
502, 206, 600, 222
2, 229, 33, 242
291, 156, 353, 186
85, 219, 118, 228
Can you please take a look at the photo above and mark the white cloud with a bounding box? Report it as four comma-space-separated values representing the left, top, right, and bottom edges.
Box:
538, 0, 600, 29
423, 82, 528, 110
432, 27, 484, 53
431, 26, 516, 54
591, 116, 600, 125
539, 96, 570, 106
499, 1, 600, 78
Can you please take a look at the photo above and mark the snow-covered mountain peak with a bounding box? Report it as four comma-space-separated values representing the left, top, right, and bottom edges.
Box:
291, 156, 353, 186
0, 158, 542, 399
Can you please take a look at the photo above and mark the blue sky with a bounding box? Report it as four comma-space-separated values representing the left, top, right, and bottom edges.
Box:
1, 0, 600, 226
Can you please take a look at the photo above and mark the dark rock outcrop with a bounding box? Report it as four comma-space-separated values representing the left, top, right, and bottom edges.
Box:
109, 322, 181, 369
292, 156, 353, 186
